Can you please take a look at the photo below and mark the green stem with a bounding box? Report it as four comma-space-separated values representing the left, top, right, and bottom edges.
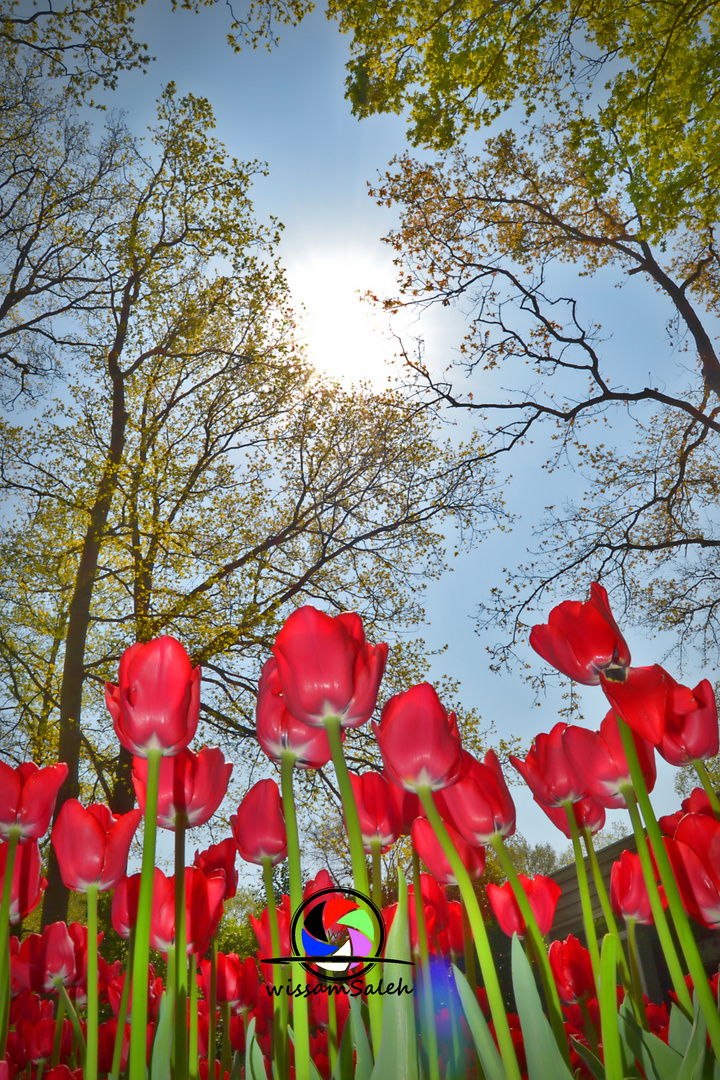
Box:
490, 835, 571, 1068
129, 746, 162, 1080
328, 989, 338, 1074
219, 1001, 231, 1080
0, 827, 19, 1059
460, 898, 477, 993
188, 953, 199, 1080
262, 857, 288, 1079
411, 849, 441, 1080
563, 804, 601, 982
618, 718, 720, 1057
692, 759, 720, 818
85, 884, 99, 1080
324, 715, 382, 1051
57, 982, 86, 1068
280, 750, 310, 1080
619, 782, 691, 1013
582, 829, 643, 1025
417, 787, 522, 1080
110, 928, 133, 1079
370, 838, 383, 910
625, 919, 648, 1030
207, 936, 218, 1080
51, 993, 66, 1069
174, 821, 188, 1080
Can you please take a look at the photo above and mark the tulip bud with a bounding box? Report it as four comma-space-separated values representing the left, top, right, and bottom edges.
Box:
230, 779, 287, 867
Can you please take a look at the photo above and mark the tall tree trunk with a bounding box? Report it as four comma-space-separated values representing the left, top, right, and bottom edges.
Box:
41, 311, 132, 925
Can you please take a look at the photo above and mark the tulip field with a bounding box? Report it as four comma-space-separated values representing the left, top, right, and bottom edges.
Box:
3, 586, 720, 1079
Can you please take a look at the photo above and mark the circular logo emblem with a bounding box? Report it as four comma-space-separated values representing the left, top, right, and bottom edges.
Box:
290, 886, 385, 984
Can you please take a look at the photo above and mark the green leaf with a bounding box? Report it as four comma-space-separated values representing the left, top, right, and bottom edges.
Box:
570, 1037, 606, 1080
676, 997, 709, 1080
511, 935, 574, 1080
620, 1008, 683, 1080
331, 1004, 355, 1080
245, 1017, 268, 1080
149, 991, 172, 1080
349, 993, 374, 1080
598, 934, 624, 1080
370, 867, 419, 1080
228, 1051, 242, 1080
452, 965, 505, 1080
669, 1005, 693, 1056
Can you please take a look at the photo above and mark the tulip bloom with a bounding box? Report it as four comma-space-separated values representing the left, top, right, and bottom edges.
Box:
348, 771, 401, 851
147, 866, 225, 956
440, 749, 516, 844
610, 849, 658, 924
105, 635, 200, 756
51, 801, 141, 891
199, 953, 258, 1007
487, 874, 561, 938
535, 794, 606, 839
230, 779, 287, 866
510, 722, 586, 806
373, 682, 463, 791
256, 656, 336, 768
411, 816, 485, 884
194, 837, 238, 899
529, 582, 631, 686
0, 761, 68, 844
600, 664, 669, 744
12, 922, 77, 992
384, 774, 424, 835
548, 935, 596, 1003
272, 606, 388, 729
132, 746, 232, 829
562, 711, 656, 809
658, 677, 719, 766
0, 839, 47, 924
666, 832, 720, 930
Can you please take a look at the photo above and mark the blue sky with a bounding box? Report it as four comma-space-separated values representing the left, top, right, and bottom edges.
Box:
97, 2, 695, 854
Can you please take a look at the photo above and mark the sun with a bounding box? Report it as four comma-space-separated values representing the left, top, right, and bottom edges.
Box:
283, 248, 410, 390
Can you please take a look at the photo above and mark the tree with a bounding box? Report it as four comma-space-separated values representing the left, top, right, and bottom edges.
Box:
317, 1, 720, 674
0, 66, 499, 921
0, 0, 313, 97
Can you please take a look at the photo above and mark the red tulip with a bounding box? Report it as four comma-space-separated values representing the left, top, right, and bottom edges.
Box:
230, 779, 287, 867
535, 794, 606, 839
440, 749, 516, 844
132, 746, 232, 829
12, 923, 77, 992
98, 1019, 130, 1074
409, 873, 450, 933
51, 801, 141, 891
562, 710, 656, 809
0, 761, 69, 844
666, 831, 720, 929
348, 771, 401, 851
303, 868, 336, 901
610, 850, 658, 924
105, 635, 200, 756
600, 664, 669, 744
548, 935, 596, 1003
437, 900, 464, 957
411, 816, 485, 884
193, 837, 238, 899
660, 786, 715, 838
199, 953, 258, 1007
658, 677, 719, 766
147, 866, 225, 956
0, 839, 47, 924
272, 606, 388, 729
111, 871, 146, 938
106, 965, 163, 1022
256, 656, 336, 768
373, 682, 463, 791
510, 723, 586, 806
486, 874, 561, 938
529, 582, 630, 686
384, 773, 424, 835
250, 896, 292, 980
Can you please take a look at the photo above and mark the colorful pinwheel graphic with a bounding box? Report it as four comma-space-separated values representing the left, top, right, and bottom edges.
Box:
300, 895, 376, 976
